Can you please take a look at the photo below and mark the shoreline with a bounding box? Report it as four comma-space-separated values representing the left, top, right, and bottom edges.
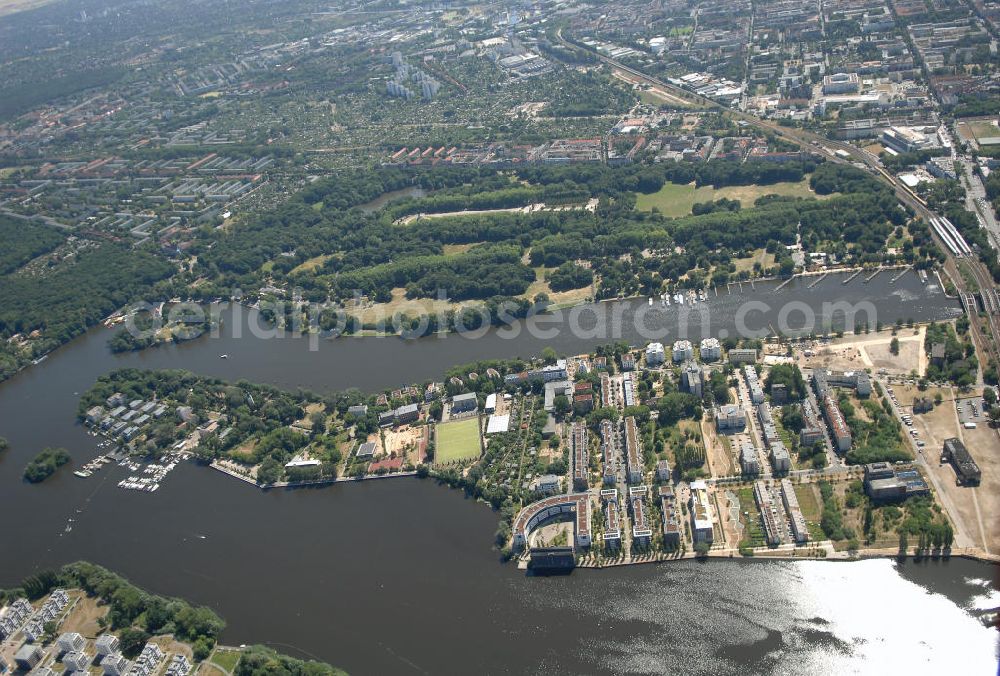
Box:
206, 461, 1000, 568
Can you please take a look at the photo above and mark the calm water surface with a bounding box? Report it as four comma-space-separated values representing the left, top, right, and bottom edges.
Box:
0, 271, 996, 675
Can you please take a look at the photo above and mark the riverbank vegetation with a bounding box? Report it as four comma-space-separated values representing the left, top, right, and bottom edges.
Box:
23, 446, 71, 483
1, 562, 344, 673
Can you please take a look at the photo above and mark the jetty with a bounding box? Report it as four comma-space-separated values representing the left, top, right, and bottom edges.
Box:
807, 273, 828, 288
842, 268, 864, 284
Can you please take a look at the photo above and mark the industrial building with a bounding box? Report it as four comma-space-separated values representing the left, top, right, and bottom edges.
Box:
941, 438, 981, 486
863, 462, 931, 500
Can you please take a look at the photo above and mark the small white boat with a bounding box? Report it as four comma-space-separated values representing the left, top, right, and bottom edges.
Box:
220, 354, 229, 359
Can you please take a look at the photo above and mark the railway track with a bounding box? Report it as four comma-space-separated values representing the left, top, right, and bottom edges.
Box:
556, 28, 1000, 374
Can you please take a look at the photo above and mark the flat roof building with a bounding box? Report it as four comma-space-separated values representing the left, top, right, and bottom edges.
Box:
941, 438, 980, 486
689, 480, 714, 544
780, 478, 809, 544
715, 405, 746, 432
624, 416, 643, 484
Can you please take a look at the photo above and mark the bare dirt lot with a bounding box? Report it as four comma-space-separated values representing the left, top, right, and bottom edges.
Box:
382, 424, 426, 464
58, 593, 107, 638
796, 327, 926, 375
903, 385, 1000, 553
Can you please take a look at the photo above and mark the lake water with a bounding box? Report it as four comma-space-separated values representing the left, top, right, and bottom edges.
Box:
0, 270, 996, 675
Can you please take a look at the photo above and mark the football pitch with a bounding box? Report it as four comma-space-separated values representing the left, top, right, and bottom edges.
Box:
435, 417, 481, 465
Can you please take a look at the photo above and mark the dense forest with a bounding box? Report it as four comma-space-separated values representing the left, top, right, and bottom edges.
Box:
0, 216, 65, 274
183, 160, 919, 316
0, 243, 174, 379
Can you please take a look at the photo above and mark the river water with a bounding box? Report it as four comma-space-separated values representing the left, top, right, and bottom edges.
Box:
0, 271, 997, 675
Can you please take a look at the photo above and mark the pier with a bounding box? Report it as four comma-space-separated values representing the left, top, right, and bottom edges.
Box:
807, 273, 827, 289
890, 267, 911, 283
864, 268, 882, 283
842, 269, 863, 285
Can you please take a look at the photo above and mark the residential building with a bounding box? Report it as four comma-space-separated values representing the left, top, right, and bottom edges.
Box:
62, 652, 90, 672
655, 459, 671, 482
571, 422, 589, 491
812, 369, 871, 397
659, 485, 682, 549
531, 474, 561, 494
682, 362, 703, 398
15, 645, 42, 671
715, 404, 746, 432
689, 480, 714, 545
602, 490, 621, 550
630, 486, 652, 547
600, 420, 617, 486
356, 441, 377, 459
57, 632, 86, 654
620, 353, 636, 371
624, 416, 643, 484
822, 394, 852, 452
728, 348, 758, 364
780, 478, 809, 544
101, 654, 130, 676
451, 392, 478, 414
394, 403, 419, 425
744, 365, 764, 404
754, 480, 783, 546
347, 404, 368, 418
740, 440, 760, 475
770, 441, 791, 473
645, 342, 666, 366
672, 340, 694, 363
95, 635, 120, 657
700, 338, 721, 362
621, 372, 638, 409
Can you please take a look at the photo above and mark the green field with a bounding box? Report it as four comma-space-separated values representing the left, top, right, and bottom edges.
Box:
435, 417, 481, 464
635, 179, 823, 217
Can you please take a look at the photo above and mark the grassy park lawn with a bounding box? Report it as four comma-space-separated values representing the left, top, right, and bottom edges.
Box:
290, 254, 333, 274
435, 417, 482, 465
635, 179, 824, 217
209, 649, 241, 674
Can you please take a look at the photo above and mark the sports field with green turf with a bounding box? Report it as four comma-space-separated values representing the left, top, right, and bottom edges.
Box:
435, 417, 481, 465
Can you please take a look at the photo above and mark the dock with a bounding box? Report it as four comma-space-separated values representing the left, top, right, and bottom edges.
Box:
774, 276, 794, 291
807, 273, 827, 289
842, 268, 863, 285
890, 266, 911, 283
864, 268, 881, 283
